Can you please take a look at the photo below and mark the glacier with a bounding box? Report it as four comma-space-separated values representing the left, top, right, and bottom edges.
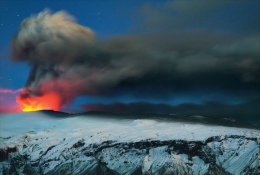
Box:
0, 111, 259, 175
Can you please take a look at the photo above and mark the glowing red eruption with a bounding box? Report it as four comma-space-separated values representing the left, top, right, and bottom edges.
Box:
16, 91, 61, 112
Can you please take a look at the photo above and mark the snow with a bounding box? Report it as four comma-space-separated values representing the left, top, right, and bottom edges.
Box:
207, 138, 259, 175
142, 146, 210, 175
0, 111, 259, 175
0, 112, 259, 142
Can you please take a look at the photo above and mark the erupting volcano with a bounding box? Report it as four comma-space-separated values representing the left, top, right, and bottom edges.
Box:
16, 91, 61, 112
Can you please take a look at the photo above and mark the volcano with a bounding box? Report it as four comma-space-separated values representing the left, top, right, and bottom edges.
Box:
0, 111, 259, 175
16, 90, 62, 112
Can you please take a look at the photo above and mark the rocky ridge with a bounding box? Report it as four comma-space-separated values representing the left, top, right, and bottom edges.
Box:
0, 112, 259, 175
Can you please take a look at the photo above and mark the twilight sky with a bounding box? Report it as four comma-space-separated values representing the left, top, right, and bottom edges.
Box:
0, 0, 260, 121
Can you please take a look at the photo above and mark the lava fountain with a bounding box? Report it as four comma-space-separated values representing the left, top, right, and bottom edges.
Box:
16, 91, 61, 112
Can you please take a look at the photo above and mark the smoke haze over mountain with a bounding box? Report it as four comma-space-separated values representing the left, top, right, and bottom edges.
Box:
1, 0, 258, 117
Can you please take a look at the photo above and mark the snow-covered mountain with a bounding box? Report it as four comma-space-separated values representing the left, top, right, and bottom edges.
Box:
0, 111, 259, 175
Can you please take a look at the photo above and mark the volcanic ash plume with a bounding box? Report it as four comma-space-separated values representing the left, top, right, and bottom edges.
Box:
12, 9, 260, 111
12, 10, 96, 111
12, 10, 149, 111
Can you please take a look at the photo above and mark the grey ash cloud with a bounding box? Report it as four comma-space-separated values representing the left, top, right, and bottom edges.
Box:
82, 100, 260, 128
11, 0, 260, 108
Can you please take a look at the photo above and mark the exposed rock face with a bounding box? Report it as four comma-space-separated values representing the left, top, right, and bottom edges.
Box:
0, 135, 259, 175
0, 112, 259, 175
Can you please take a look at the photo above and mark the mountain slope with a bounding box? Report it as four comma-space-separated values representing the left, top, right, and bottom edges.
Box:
0, 111, 259, 175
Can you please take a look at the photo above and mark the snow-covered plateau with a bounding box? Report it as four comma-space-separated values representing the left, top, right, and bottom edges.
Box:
0, 111, 259, 175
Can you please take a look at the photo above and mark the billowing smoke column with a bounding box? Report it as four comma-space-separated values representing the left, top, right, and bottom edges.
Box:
12, 9, 260, 111
12, 10, 96, 111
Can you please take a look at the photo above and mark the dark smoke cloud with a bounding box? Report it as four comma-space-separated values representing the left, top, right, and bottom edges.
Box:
166, 0, 245, 14
138, 0, 260, 33
81, 100, 260, 128
11, 1, 260, 107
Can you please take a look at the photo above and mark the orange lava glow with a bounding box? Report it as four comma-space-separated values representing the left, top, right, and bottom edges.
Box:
16, 92, 61, 112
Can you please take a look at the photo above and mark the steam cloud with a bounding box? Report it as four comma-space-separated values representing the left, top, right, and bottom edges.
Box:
11, 3, 260, 108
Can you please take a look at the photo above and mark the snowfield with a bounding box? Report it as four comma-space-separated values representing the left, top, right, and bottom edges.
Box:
0, 111, 259, 175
